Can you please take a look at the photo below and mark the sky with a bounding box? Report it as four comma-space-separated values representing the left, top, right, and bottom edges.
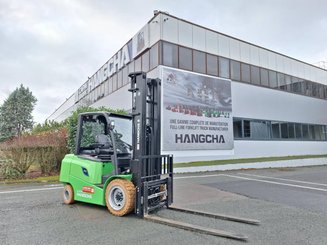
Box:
0, 0, 326, 123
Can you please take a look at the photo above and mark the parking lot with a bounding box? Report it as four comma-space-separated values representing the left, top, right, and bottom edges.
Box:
1, 165, 327, 244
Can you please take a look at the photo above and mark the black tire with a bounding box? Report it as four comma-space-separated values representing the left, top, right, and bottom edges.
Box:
63, 184, 75, 204
105, 179, 135, 216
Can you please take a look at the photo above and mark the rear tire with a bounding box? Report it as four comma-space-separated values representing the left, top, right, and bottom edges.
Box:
63, 184, 75, 204
105, 179, 135, 216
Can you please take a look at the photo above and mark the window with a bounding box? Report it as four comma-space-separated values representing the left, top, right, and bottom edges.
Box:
250, 120, 270, 139
311, 82, 319, 98
318, 84, 325, 99
243, 120, 251, 137
309, 125, 315, 140
134, 57, 141, 72
112, 74, 118, 92
241, 63, 250, 83
128, 61, 135, 74
292, 77, 303, 94
251, 66, 260, 85
295, 123, 302, 139
206, 54, 218, 76
162, 42, 178, 67
288, 123, 295, 138
304, 81, 312, 96
233, 119, 242, 138
117, 70, 123, 89
230, 60, 241, 81
122, 66, 128, 86
193, 50, 206, 74
149, 43, 159, 70
285, 75, 292, 92
269, 71, 278, 88
280, 123, 289, 138
260, 68, 269, 87
277, 73, 285, 90
108, 77, 113, 94
141, 50, 149, 72
271, 122, 280, 139
179, 46, 192, 70
302, 124, 309, 139
218, 57, 230, 78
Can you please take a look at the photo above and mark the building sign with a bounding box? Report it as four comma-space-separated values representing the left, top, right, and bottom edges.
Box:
162, 67, 233, 151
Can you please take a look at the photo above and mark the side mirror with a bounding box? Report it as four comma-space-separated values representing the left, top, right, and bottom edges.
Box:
109, 120, 115, 130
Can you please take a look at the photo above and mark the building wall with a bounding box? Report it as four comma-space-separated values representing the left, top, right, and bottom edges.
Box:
158, 13, 327, 85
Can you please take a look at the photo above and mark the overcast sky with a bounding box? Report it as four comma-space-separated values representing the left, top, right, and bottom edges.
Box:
0, 0, 326, 123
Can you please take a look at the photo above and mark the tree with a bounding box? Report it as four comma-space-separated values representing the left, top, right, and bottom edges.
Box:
0, 84, 37, 141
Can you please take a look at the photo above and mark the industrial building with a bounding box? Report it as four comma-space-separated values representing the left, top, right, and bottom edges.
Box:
47, 12, 327, 162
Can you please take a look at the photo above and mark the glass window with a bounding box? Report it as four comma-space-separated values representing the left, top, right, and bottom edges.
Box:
313, 125, 323, 140
218, 57, 230, 78
269, 70, 278, 88
291, 77, 303, 94
302, 124, 309, 139
104, 80, 108, 96
112, 74, 118, 92
179, 46, 192, 70
304, 81, 312, 96
162, 42, 178, 67
280, 123, 289, 138
243, 120, 251, 138
311, 82, 319, 98
122, 66, 128, 86
250, 120, 270, 139
117, 70, 123, 89
318, 84, 325, 99
241, 63, 250, 83
230, 60, 241, 81
141, 50, 149, 72
295, 123, 302, 139
251, 66, 260, 85
324, 86, 327, 99
288, 123, 295, 138
108, 77, 113, 94
150, 43, 159, 70
285, 75, 292, 92
134, 57, 142, 72
193, 50, 206, 74
206, 54, 218, 76
277, 73, 286, 90
308, 125, 315, 140
233, 119, 243, 138
128, 61, 135, 75
271, 122, 280, 139
260, 68, 269, 87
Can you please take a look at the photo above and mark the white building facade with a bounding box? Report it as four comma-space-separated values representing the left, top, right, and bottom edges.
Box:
48, 12, 327, 162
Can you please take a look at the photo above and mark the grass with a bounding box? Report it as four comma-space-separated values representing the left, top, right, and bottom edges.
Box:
174, 154, 327, 168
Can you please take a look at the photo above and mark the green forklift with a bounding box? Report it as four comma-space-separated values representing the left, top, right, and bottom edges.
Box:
60, 72, 172, 217
59, 72, 259, 240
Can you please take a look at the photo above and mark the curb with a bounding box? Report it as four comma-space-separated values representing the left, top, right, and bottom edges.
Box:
174, 157, 327, 173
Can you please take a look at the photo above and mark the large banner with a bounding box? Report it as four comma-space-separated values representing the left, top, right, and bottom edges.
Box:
162, 67, 233, 151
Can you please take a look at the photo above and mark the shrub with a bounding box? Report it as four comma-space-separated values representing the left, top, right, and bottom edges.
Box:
0, 128, 68, 177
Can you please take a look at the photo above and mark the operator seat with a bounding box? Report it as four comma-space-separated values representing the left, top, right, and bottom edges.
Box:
95, 134, 111, 148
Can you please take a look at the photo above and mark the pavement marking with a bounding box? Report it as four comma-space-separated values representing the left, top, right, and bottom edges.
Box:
220, 174, 327, 193
238, 173, 327, 187
0, 186, 63, 195
175, 174, 221, 180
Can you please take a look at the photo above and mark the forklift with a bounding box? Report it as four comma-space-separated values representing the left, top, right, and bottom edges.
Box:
60, 72, 259, 241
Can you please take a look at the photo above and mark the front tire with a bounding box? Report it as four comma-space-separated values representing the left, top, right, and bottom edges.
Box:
105, 179, 135, 216
63, 184, 75, 204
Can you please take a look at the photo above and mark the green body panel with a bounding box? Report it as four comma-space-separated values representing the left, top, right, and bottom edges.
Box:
59, 153, 133, 206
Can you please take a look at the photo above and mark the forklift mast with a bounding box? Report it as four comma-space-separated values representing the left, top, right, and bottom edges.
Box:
128, 72, 173, 217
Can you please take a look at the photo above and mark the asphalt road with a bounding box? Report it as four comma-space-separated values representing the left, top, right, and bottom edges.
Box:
1, 165, 327, 244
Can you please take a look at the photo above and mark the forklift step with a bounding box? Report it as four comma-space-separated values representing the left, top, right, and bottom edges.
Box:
144, 214, 248, 241
169, 206, 260, 225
